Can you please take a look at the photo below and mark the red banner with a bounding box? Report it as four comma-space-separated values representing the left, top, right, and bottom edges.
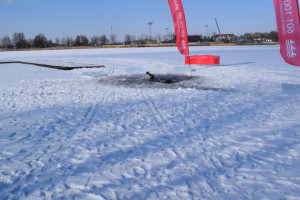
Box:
168, 0, 189, 55
273, 0, 300, 66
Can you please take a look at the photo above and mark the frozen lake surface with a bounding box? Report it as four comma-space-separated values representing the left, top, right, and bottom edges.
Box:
1, 46, 300, 200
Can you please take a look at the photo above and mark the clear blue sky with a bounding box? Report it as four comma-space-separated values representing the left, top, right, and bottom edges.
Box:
0, 0, 276, 42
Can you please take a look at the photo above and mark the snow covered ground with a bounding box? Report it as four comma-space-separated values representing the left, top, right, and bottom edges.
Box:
0, 46, 300, 200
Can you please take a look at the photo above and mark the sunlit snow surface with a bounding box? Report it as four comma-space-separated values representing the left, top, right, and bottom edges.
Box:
1, 46, 300, 200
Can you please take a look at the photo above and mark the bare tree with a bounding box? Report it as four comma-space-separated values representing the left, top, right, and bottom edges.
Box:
136, 35, 147, 47
74, 35, 81, 46
124, 34, 135, 45
47, 39, 54, 47
110, 34, 117, 44
12, 32, 27, 48
65, 37, 73, 46
27, 38, 33, 48
99, 34, 109, 46
61, 37, 66, 46
55, 37, 60, 46
80, 35, 89, 46
90, 36, 99, 46
155, 35, 162, 43
74, 35, 89, 46
1, 36, 12, 48
268, 31, 279, 42
33, 33, 48, 48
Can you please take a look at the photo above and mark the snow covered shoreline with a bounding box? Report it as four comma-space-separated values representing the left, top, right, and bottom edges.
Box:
1, 46, 300, 199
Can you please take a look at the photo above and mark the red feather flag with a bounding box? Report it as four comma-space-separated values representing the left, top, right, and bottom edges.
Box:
274, 0, 300, 66
168, 0, 190, 55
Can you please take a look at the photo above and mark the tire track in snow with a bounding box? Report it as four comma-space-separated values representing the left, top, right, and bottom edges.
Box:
133, 91, 246, 198
138, 92, 195, 199
160, 92, 300, 199
0, 86, 117, 199
141, 93, 185, 158
80, 103, 100, 132
57, 63, 116, 143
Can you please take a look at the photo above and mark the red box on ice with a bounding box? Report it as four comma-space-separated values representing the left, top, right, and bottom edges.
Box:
185, 55, 220, 65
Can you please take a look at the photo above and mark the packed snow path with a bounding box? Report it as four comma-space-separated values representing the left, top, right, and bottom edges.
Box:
0, 46, 300, 199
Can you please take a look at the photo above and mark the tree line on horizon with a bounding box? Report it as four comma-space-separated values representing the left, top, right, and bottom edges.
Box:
237, 31, 278, 43
0, 31, 279, 49
0, 33, 116, 49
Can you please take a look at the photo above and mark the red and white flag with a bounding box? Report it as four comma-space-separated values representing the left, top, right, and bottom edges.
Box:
168, 0, 189, 55
273, 0, 300, 66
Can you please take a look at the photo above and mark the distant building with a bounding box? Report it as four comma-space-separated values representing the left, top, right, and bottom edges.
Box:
188, 35, 203, 43
253, 38, 274, 44
213, 34, 236, 42
162, 34, 203, 43
162, 34, 175, 43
